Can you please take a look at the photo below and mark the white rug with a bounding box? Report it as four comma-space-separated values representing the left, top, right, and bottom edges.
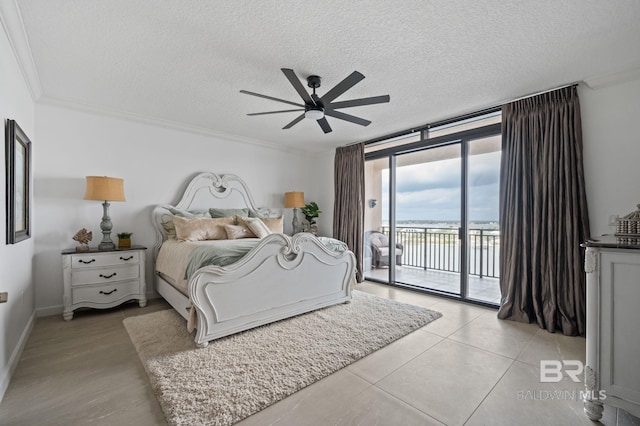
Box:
123, 290, 442, 426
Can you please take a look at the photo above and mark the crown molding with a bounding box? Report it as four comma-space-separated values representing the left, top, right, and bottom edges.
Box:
37, 96, 320, 155
0, 0, 42, 99
583, 66, 640, 90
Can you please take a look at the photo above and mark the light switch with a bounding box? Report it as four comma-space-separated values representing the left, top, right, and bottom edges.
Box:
0, 292, 8, 303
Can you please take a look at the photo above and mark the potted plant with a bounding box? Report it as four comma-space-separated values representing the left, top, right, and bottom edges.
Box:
117, 232, 133, 249
300, 202, 321, 234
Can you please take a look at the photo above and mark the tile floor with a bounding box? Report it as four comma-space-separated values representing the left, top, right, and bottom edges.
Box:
1, 282, 638, 425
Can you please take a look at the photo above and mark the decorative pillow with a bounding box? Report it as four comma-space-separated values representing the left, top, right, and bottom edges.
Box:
209, 208, 250, 219
161, 220, 177, 239
224, 224, 256, 240
168, 207, 209, 218
260, 216, 284, 234
237, 216, 272, 239
172, 216, 234, 241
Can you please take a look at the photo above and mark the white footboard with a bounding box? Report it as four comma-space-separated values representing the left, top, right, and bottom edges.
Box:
189, 233, 355, 347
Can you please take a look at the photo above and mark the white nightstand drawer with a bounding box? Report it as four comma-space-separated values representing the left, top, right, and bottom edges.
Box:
72, 280, 140, 305
71, 252, 140, 269
71, 264, 139, 286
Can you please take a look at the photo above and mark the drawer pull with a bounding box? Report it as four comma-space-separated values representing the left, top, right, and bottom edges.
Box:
120, 256, 134, 261
99, 273, 117, 279
99, 289, 117, 295
78, 259, 96, 264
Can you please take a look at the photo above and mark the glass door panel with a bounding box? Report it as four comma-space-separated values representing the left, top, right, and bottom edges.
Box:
466, 136, 501, 304
364, 157, 390, 282
392, 143, 462, 295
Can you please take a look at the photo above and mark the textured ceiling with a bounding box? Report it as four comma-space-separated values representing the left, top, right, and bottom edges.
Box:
9, 0, 640, 153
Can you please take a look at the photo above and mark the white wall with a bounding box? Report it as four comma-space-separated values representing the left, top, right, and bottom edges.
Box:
33, 104, 320, 315
579, 76, 640, 236
0, 23, 36, 400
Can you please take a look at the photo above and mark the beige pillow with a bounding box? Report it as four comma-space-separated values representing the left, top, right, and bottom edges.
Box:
173, 216, 234, 241
224, 224, 256, 240
260, 216, 284, 234
237, 216, 272, 239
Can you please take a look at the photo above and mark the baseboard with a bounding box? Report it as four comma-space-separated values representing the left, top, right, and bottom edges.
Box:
36, 304, 63, 318
0, 310, 36, 403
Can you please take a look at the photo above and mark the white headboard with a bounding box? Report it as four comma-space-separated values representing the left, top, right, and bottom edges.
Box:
151, 172, 281, 259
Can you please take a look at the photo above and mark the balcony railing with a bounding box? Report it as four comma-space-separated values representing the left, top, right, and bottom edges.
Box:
380, 226, 500, 278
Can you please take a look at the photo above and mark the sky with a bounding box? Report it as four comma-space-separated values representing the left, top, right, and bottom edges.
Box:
380, 151, 500, 223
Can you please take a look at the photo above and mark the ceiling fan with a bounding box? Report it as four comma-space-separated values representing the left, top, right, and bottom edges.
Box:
239, 68, 390, 134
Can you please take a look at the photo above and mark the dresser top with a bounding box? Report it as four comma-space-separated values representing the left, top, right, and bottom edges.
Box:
61, 245, 147, 255
582, 235, 640, 249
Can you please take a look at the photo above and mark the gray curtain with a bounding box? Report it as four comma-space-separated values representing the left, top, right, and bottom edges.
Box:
333, 143, 365, 282
498, 86, 590, 336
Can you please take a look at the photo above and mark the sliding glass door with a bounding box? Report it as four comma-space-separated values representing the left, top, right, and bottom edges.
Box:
363, 114, 501, 306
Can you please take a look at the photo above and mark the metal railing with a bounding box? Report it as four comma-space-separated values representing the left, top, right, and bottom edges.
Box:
380, 226, 500, 278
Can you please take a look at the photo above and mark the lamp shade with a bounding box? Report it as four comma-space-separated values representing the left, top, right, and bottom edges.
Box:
284, 191, 305, 208
84, 176, 125, 202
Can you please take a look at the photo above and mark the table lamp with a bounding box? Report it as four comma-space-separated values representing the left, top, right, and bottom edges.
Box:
84, 176, 125, 250
284, 191, 305, 234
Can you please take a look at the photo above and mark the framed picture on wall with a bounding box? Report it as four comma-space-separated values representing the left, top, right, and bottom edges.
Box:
5, 119, 32, 244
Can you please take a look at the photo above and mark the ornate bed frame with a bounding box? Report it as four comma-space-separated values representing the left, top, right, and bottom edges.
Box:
151, 172, 355, 347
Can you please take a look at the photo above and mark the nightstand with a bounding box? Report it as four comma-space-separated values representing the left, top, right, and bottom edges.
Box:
61, 245, 147, 320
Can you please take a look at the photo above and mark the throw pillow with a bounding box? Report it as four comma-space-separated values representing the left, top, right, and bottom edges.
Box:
173, 216, 234, 241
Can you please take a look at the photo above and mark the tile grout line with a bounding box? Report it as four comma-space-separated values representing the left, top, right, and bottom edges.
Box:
461, 357, 518, 425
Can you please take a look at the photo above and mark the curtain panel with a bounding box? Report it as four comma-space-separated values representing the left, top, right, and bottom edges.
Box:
333, 143, 365, 282
498, 86, 590, 336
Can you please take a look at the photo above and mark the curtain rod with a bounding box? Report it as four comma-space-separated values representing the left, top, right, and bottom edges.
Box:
352, 81, 580, 147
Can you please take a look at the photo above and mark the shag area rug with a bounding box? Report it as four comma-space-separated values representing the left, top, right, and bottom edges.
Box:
123, 290, 442, 426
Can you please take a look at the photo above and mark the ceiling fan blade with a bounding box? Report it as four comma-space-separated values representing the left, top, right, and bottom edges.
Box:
247, 109, 304, 116
281, 68, 315, 105
283, 113, 305, 129
317, 117, 332, 134
324, 109, 371, 127
239, 90, 304, 108
328, 95, 390, 109
320, 71, 365, 104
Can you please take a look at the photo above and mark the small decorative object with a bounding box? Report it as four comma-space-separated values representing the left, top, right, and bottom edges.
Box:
5, 120, 32, 244
300, 202, 322, 235
284, 191, 305, 234
72, 228, 92, 252
117, 232, 133, 249
615, 204, 640, 244
368, 199, 378, 208
84, 176, 126, 250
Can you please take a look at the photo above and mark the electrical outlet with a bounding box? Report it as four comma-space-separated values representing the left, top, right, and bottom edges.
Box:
0, 292, 8, 303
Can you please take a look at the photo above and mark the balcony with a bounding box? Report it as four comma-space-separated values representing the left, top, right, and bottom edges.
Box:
365, 226, 501, 305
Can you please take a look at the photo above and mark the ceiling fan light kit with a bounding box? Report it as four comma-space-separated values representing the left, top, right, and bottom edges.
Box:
304, 107, 324, 120
240, 68, 390, 134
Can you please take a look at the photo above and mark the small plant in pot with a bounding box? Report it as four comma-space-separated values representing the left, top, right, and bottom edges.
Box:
300, 202, 321, 235
117, 232, 133, 249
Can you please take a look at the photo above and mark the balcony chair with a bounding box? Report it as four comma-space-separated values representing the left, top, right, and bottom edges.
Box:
369, 231, 403, 268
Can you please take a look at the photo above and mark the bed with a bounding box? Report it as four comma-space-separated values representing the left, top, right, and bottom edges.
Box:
151, 172, 356, 347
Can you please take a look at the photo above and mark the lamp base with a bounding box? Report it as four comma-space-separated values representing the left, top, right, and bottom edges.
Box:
98, 200, 115, 251
292, 207, 300, 234
98, 241, 116, 251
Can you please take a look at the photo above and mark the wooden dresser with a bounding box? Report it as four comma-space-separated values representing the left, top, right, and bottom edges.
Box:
583, 236, 640, 420
62, 246, 147, 320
